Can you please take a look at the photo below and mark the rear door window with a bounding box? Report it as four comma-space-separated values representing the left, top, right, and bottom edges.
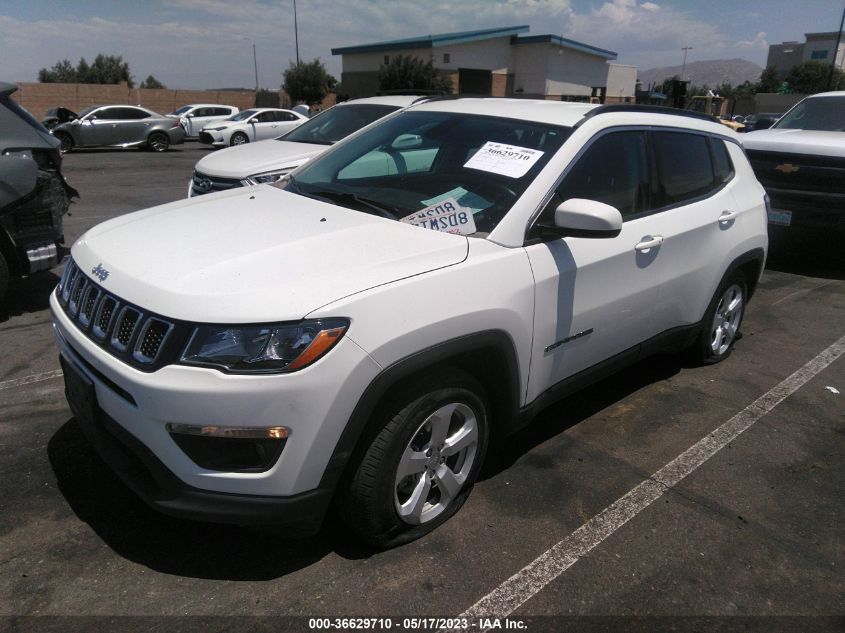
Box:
652, 131, 716, 207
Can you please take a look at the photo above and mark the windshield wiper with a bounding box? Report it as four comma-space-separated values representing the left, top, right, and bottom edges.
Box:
298, 188, 401, 220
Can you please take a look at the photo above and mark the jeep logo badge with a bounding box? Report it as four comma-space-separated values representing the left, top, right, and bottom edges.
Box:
92, 263, 110, 282
775, 163, 800, 174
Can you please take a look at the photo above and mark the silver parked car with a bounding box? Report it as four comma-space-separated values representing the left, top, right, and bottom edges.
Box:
52, 104, 186, 152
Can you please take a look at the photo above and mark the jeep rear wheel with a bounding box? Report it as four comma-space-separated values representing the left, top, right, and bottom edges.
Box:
338, 368, 489, 549
693, 271, 747, 364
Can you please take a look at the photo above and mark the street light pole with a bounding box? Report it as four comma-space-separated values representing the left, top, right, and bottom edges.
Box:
826, 4, 845, 90
681, 46, 693, 80
253, 43, 258, 92
294, 0, 300, 66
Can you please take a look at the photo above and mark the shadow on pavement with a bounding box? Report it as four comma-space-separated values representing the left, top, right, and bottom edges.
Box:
0, 271, 60, 322
482, 353, 682, 479
47, 420, 370, 581
765, 229, 845, 280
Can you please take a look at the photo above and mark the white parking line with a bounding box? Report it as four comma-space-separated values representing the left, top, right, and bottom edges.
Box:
0, 369, 63, 392
447, 333, 845, 630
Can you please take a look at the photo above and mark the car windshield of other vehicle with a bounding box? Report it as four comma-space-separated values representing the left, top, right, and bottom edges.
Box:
773, 96, 845, 132
78, 106, 98, 119
279, 104, 400, 145
283, 110, 570, 235
171, 106, 192, 116
228, 109, 258, 122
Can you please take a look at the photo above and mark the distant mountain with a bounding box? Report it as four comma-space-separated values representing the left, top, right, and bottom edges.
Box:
638, 58, 763, 90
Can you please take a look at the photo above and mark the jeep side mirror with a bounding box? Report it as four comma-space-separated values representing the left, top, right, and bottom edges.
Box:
536, 198, 623, 239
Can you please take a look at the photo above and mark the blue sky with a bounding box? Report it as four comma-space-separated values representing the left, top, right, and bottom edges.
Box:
0, 0, 841, 89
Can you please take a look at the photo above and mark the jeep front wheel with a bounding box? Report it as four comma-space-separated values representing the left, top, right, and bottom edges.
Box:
339, 368, 489, 549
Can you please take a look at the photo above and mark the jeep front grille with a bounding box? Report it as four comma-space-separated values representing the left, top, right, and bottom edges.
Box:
56, 260, 186, 370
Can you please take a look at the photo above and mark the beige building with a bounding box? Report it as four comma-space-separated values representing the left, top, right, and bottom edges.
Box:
766, 31, 845, 78
332, 25, 635, 103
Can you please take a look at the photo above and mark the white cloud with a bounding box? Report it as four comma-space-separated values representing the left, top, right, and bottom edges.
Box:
737, 31, 768, 50
0, 0, 772, 89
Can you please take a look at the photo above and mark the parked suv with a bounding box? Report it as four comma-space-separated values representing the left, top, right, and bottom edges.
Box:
743, 91, 844, 234
1, 82, 77, 303
189, 96, 422, 196
52, 101, 767, 548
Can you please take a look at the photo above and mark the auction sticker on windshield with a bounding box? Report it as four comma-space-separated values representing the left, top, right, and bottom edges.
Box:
464, 141, 544, 178
401, 197, 477, 235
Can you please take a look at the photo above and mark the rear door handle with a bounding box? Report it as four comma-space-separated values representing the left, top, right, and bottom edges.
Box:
635, 235, 664, 252
718, 210, 737, 223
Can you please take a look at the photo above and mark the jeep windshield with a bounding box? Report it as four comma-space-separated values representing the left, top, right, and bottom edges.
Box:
773, 96, 845, 132
278, 104, 400, 145
282, 110, 570, 235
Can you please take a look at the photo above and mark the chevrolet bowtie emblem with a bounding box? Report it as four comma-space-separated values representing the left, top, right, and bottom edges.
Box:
775, 163, 800, 174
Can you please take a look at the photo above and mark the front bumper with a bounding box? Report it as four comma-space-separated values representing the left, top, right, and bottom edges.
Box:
765, 187, 845, 232
50, 288, 381, 526
198, 131, 226, 146
60, 351, 331, 532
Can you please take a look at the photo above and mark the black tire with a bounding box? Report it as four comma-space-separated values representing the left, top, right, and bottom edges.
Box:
230, 132, 249, 146
691, 271, 748, 365
55, 132, 73, 153
338, 368, 490, 549
147, 132, 170, 152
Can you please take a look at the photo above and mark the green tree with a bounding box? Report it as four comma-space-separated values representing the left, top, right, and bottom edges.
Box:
38, 59, 77, 83
785, 60, 845, 94
282, 58, 337, 104
758, 66, 780, 93
378, 55, 452, 94
139, 75, 166, 89
37, 54, 133, 87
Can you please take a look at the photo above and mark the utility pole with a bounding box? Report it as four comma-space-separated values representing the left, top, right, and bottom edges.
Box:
294, 0, 300, 66
681, 46, 693, 80
827, 4, 845, 90
253, 43, 258, 92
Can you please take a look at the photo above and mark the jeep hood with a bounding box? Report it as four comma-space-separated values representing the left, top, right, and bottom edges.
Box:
71, 186, 468, 323
194, 139, 325, 179
742, 129, 845, 159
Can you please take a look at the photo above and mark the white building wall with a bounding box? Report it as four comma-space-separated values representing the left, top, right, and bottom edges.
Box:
606, 63, 637, 99
341, 37, 513, 74
510, 44, 550, 95
545, 46, 611, 96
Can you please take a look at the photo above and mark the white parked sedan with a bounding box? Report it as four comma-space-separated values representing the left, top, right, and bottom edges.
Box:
167, 104, 239, 138
198, 108, 308, 147
188, 96, 422, 196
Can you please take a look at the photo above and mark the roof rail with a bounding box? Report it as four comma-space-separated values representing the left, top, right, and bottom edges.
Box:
581, 104, 720, 124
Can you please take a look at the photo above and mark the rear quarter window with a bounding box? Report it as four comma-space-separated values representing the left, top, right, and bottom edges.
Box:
653, 131, 716, 207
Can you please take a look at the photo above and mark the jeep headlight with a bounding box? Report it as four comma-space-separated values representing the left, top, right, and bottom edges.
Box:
247, 168, 293, 185
180, 318, 349, 373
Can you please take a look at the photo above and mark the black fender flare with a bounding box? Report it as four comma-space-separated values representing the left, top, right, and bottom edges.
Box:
318, 330, 521, 493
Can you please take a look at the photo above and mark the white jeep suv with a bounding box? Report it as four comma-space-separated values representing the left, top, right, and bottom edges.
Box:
52, 100, 767, 549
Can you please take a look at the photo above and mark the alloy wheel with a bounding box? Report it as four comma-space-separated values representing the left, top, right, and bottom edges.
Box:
394, 402, 479, 525
710, 283, 743, 355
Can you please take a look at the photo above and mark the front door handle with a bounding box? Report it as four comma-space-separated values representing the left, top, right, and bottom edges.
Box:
718, 210, 737, 224
635, 235, 664, 252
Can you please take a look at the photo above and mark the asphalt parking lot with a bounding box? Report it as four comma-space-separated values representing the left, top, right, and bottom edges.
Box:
1, 143, 843, 632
